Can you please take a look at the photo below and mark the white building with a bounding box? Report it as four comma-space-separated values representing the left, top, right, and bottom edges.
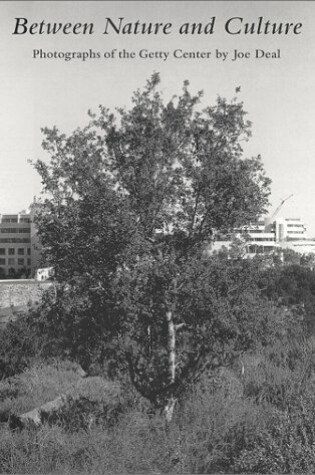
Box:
210, 216, 315, 257
271, 218, 315, 254
35, 267, 54, 281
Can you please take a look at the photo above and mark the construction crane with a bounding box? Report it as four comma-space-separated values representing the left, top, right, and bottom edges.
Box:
270, 194, 294, 220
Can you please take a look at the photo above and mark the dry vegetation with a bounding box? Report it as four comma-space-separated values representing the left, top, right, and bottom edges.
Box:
1, 347, 315, 474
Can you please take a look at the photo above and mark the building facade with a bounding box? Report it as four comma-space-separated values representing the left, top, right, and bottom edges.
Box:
0, 206, 41, 278
210, 216, 315, 257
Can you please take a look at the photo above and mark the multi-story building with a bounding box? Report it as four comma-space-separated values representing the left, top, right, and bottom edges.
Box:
0, 205, 41, 278
272, 218, 315, 254
210, 216, 315, 257
211, 220, 279, 257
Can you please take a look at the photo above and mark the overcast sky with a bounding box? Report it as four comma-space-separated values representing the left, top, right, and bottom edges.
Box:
1, 1, 315, 234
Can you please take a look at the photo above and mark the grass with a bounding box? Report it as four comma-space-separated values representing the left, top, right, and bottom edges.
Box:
0, 369, 265, 474
0, 359, 125, 426
2, 348, 315, 473
0, 360, 257, 473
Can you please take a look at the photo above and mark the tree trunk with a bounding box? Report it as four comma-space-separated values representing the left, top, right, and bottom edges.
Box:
165, 309, 176, 422
166, 310, 176, 384
164, 395, 176, 423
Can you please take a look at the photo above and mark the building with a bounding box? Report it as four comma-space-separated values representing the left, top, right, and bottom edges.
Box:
271, 218, 315, 254
0, 205, 41, 278
35, 266, 54, 281
210, 216, 315, 258
210, 220, 279, 257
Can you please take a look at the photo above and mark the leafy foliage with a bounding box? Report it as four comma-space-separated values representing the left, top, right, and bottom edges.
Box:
33, 73, 270, 281
0, 317, 37, 379
31, 74, 272, 410
263, 264, 315, 332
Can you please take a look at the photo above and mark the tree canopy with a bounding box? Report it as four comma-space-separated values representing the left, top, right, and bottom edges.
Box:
34, 73, 271, 278
32, 74, 275, 419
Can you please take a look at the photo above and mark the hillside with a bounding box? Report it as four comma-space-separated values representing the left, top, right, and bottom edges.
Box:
0, 280, 51, 327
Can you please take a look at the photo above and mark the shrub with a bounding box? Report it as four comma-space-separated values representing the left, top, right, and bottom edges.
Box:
0, 316, 37, 379
0, 359, 88, 423
233, 396, 315, 473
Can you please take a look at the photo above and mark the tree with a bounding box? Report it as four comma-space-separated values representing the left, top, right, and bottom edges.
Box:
32, 73, 273, 420
282, 248, 302, 266
263, 263, 315, 333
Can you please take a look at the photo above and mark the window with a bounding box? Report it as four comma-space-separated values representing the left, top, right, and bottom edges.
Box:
8, 258, 15, 265
27, 248, 31, 255
0, 258, 5, 265
0, 228, 16, 233
0, 228, 30, 234
18, 248, 25, 255
8, 248, 15, 255
0, 238, 30, 243
27, 258, 31, 266
18, 258, 24, 266
2, 218, 18, 223
0, 249, 5, 255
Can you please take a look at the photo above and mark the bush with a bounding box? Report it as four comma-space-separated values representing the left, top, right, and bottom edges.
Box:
3, 366, 315, 474
0, 359, 88, 423
0, 316, 37, 379
233, 396, 315, 473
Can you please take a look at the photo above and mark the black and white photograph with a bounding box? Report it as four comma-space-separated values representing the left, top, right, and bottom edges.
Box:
1, 1, 315, 473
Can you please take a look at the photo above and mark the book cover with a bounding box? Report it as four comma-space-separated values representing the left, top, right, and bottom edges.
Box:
1, 2, 315, 473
